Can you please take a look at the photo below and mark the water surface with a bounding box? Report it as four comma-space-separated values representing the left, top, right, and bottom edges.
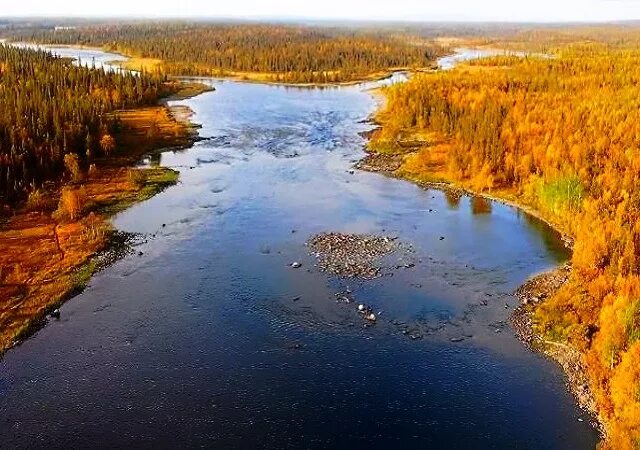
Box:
0, 48, 598, 449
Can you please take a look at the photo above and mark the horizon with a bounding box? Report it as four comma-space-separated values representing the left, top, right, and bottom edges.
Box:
3, 16, 640, 26
4, 0, 640, 23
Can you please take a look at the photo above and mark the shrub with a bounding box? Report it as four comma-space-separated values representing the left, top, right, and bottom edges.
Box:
24, 188, 48, 212
99, 134, 116, 156
63, 153, 83, 182
55, 186, 87, 221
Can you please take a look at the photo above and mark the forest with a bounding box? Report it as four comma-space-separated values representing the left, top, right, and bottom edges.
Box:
373, 39, 640, 448
4, 23, 442, 83
0, 44, 168, 208
4, 18, 640, 447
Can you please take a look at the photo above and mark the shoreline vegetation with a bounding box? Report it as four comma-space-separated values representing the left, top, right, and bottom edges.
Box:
361, 99, 604, 433
112, 58, 428, 87
365, 39, 640, 448
2, 23, 445, 85
7, 43, 437, 88
3, 21, 640, 448
0, 51, 212, 355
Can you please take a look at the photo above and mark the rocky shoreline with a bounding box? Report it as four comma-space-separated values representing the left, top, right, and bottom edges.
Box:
358, 119, 601, 436
512, 265, 603, 434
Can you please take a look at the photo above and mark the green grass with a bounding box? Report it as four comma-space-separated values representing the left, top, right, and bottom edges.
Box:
623, 300, 640, 346
536, 174, 584, 215
137, 167, 179, 199
71, 259, 100, 292
101, 167, 179, 217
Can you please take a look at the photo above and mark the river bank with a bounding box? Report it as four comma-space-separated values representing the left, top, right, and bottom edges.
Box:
361, 102, 603, 439
512, 265, 602, 433
109, 55, 432, 87
0, 45, 598, 448
0, 81, 212, 355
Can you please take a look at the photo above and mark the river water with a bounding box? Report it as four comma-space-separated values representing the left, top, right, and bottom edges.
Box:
9, 42, 130, 72
0, 47, 598, 448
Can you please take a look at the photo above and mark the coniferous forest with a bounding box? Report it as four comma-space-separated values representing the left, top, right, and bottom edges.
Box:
0, 44, 166, 206
6, 23, 442, 83
5, 16, 640, 450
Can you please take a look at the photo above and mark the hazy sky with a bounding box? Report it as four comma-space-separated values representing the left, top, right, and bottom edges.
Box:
4, 0, 640, 22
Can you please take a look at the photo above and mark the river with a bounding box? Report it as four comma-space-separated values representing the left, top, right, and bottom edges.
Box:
0, 46, 598, 449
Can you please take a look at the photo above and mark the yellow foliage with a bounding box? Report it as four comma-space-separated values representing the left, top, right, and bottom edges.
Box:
375, 44, 640, 446
55, 186, 87, 221
609, 342, 640, 447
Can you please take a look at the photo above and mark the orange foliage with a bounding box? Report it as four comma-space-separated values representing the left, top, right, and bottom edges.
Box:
375, 43, 640, 445
56, 186, 87, 221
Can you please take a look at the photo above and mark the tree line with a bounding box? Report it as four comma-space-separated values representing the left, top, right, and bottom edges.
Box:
0, 44, 167, 206
378, 44, 640, 447
8, 23, 442, 83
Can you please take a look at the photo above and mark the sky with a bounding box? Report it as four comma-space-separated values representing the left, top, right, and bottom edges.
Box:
4, 0, 640, 23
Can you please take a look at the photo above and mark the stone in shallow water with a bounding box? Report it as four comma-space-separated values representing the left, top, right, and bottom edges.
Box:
306, 232, 402, 279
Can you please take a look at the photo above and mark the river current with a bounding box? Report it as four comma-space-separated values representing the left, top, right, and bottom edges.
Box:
0, 46, 598, 449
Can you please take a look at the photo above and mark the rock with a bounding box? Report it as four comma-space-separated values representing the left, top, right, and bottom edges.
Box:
50, 309, 61, 319
306, 232, 401, 279
366, 313, 376, 322
291, 262, 302, 269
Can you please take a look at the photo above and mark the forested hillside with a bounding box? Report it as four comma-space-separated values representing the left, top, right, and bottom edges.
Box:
373, 43, 640, 448
0, 44, 167, 206
6, 23, 442, 83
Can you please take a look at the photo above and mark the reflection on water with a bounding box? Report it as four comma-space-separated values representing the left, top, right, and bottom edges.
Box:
471, 196, 492, 215
438, 48, 528, 70
9, 42, 132, 73
437, 48, 503, 70
445, 189, 462, 209
0, 48, 597, 449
